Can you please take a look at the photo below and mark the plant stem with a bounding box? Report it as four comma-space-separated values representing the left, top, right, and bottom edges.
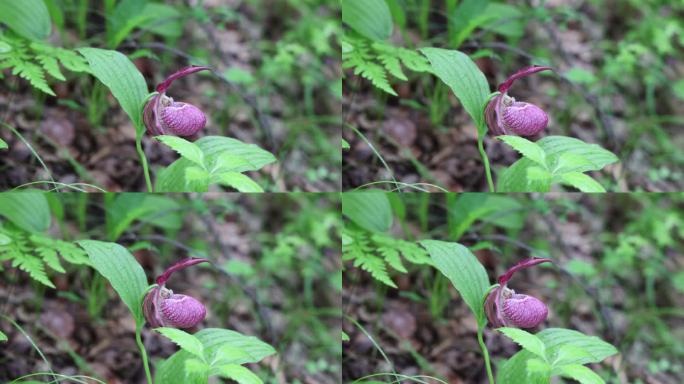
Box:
477, 136, 495, 192
477, 326, 495, 384
135, 134, 153, 192
135, 325, 153, 384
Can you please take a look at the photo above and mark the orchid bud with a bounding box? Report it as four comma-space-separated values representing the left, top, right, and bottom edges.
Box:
484, 257, 552, 329
143, 258, 210, 329
484, 66, 552, 137
143, 66, 211, 137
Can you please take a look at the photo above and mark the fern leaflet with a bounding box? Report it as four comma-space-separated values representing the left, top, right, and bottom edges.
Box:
0, 33, 90, 96
342, 34, 431, 96
0, 224, 90, 288
343, 226, 431, 288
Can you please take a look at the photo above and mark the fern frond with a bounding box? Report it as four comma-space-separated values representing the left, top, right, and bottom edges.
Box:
0, 33, 89, 96
343, 33, 431, 96
343, 227, 397, 288
343, 226, 430, 288
0, 225, 89, 288
37, 54, 66, 81
12, 254, 54, 288
10, 57, 55, 96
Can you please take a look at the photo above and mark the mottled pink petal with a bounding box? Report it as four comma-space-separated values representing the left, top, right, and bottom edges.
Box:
502, 293, 548, 329
159, 294, 207, 329
502, 101, 549, 137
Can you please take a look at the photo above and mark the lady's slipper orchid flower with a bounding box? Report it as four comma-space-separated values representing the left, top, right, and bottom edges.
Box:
143, 66, 211, 137
484, 257, 552, 329
484, 66, 553, 137
143, 257, 210, 329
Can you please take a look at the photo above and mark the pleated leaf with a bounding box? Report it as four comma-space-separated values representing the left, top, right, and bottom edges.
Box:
78, 240, 149, 324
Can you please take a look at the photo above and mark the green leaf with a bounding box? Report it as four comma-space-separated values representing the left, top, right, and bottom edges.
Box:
342, 0, 393, 41
105, 194, 182, 241
156, 136, 276, 192
0, 330, 7, 341
420, 48, 490, 130
498, 328, 618, 384
107, 0, 149, 48
448, 194, 523, 239
552, 345, 597, 367
183, 358, 209, 383
559, 172, 606, 193
526, 358, 551, 376
0, 192, 51, 233
156, 136, 205, 167
139, 3, 182, 38
498, 327, 547, 360
537, 136, 618, 172
342, 192, 393, 233
342, 138, 350, 150
216, 172, 264, 193
448, 0, 490, 47
0, 233, 11, 245
498, 136, 618, 192
0, 0, 51, 40
673, 271, 684, 293
78, 48, 148, 129
420, 240, 490, 323
552, 152, 595, 174
673, 79, 684, 101
211, 345, 254, 365
498, 136, 546, 167
214, 364, 263, 384
156, 327, 205, 360
155, 328, 276, 384
556, 364, 605, 384
77, 240, 149, 324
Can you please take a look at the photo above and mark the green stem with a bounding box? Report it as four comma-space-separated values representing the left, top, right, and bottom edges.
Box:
135, 325, 153, 384
136, 134, 153, 192
477, 136, 494, 192
477, 326, 495, 384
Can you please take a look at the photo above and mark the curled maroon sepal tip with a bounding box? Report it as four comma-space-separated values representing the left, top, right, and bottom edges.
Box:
144, 66, 212, 137
156, 257, 211, 285
485, 66, 553, 137
484, 257, 553, 329
497, 66, 553, 93
156, 66, 212, 93
498, 257, 552, 285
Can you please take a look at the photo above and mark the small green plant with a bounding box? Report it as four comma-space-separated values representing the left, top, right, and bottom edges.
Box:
421, 240, 618, 383
154, 135, 275, 193
77, 240, 275, 384
421, 48, 619, 192
76, 49, 276, 192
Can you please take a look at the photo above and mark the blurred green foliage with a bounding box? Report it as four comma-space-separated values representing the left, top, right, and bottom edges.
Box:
1, 192, 341, 383
344, 193, 684, 381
